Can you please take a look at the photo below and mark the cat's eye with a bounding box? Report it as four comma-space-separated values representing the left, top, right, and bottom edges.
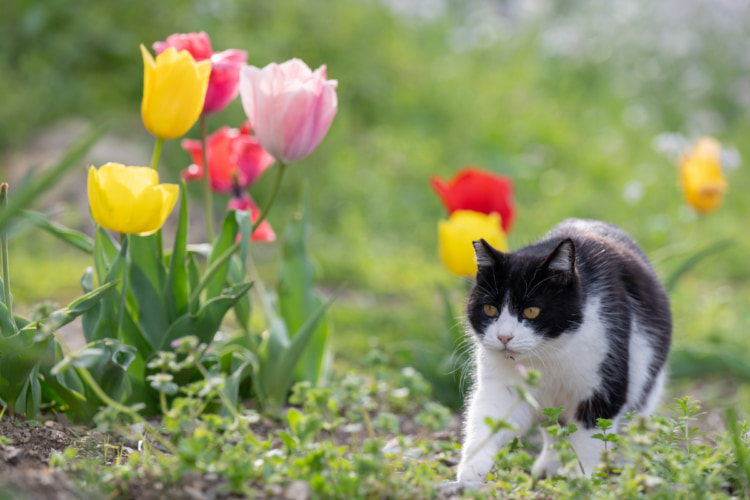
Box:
523, 307, 540, 319
483, 304, 499, 317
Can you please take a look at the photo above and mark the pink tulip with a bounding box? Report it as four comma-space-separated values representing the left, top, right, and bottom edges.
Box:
154, 31, 247, 115
239, 58, 338, 163
181, 123, 275, 193
227, 194, 276, 242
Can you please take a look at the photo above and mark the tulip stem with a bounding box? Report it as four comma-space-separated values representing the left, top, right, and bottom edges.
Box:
117, 234, 129, 336
151, 138, 164, 171
200, 116, 215, 241
252, 162, 286, 235
0, 183, 14, 330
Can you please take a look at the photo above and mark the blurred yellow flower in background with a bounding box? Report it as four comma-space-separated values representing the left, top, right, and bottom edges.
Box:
140, 45, 212, 139
88, 163, 179, 235
680, 137, 728, 214
438, 210, 508, 277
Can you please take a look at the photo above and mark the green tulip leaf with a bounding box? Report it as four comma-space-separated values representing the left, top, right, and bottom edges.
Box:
85, 230, 126, 343
220, 348, 256, 419
161, 281, 253, 349
80, 267, 94, 294
40, 281, 118, 337
0, 300, 19, 337
52, 339, 136, 410
277, 189, 331, 386
187, 252, 201, 299
15, 363, 43, 419
93, 227, 120, 286
21, 210, 94, 254
259, 289, 339, 409
236, 209, 252, 277
128, 233, 168, 346
0, 325, 51, 416
189, 239, 240, 312
228, 255, 253, 340
204, 211, 239, 302
38, 341, 92, 421
164, 185, 189, 321
119, 307, 153, 367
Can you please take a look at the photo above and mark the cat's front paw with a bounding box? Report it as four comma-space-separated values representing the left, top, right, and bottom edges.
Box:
437, 480, 485, 498
456, 464, 487, 485
531, 452, 564, 479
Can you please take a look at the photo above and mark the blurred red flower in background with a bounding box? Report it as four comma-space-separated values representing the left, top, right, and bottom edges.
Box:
430, 167, 516, 233
227, 194, 276, 242
181, 123, 275, 193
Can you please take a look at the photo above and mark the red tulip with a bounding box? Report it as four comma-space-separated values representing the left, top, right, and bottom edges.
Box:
430, 167, 516, 233
154, 31, 247, 115
239, 58, 338, 163
228, 194, 276, 242
153, 32, 213, 60
181, 124, 275, 194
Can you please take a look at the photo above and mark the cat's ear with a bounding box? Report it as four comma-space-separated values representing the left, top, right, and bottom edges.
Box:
542, 238, 576, 274
473, 239, 504, 268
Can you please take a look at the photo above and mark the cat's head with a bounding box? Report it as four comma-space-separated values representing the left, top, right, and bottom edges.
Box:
466, 238, 584, 359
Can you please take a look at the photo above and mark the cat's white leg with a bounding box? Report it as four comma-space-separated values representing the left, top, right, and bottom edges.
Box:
531, 427, 562, 478
567, 422, 613, 475
641, 370, 666, 417
457, 385, 533, 485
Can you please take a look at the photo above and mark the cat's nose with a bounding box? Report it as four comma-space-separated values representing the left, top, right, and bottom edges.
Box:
497, 334, 513, 346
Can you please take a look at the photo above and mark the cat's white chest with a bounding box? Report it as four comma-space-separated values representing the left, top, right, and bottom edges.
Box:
477, 297, 609, 419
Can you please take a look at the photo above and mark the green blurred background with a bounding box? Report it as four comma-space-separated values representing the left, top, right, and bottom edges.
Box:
2, 0, 749, 402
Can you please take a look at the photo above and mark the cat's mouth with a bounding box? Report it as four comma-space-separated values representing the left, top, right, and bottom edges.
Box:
500, 348, 521, 360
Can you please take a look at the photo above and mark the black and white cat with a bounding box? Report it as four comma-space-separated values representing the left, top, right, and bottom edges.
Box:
456, 218, 671, 484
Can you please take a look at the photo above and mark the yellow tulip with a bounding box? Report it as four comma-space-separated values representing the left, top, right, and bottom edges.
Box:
88, 163, 180, 235
438, 210, 508, 277
140, 45, 212, 139
679, 137, 728, 214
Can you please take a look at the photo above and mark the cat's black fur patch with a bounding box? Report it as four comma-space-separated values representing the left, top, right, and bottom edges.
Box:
467, 218, 672, 429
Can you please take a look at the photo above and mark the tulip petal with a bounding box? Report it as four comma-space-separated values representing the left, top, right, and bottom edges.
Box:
181, 163, 204, 182
203, 49, 247, 115
232, 133, 275, 189
88, 166, 110, 230
153, 31, 213, 60
438, 211, 507, 277
679, 137, 728, 214
101, 172, 140, 233
87, 163, 179, 235
239, 66, 259, 129
136, 184, 180, 236
430, 167, 516, 233
132, 183, 180, 235
141, 46, 211, 139
285, 76, 338, 161
101, 164, 158, 197
240, 59, 338, 164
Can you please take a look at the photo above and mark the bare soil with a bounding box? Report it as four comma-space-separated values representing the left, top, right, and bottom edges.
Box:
0, 419, 87, 500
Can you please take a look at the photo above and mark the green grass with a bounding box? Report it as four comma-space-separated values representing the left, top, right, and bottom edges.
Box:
6, 230, 92, 310
44, 367, 750, 499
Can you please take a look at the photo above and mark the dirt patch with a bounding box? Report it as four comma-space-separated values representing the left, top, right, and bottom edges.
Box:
0, 419, 70, 469
0, 419, 89, 500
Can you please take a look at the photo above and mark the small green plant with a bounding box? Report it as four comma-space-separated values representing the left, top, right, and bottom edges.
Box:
592, 417, 620, 451
670, 396, 706, 456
